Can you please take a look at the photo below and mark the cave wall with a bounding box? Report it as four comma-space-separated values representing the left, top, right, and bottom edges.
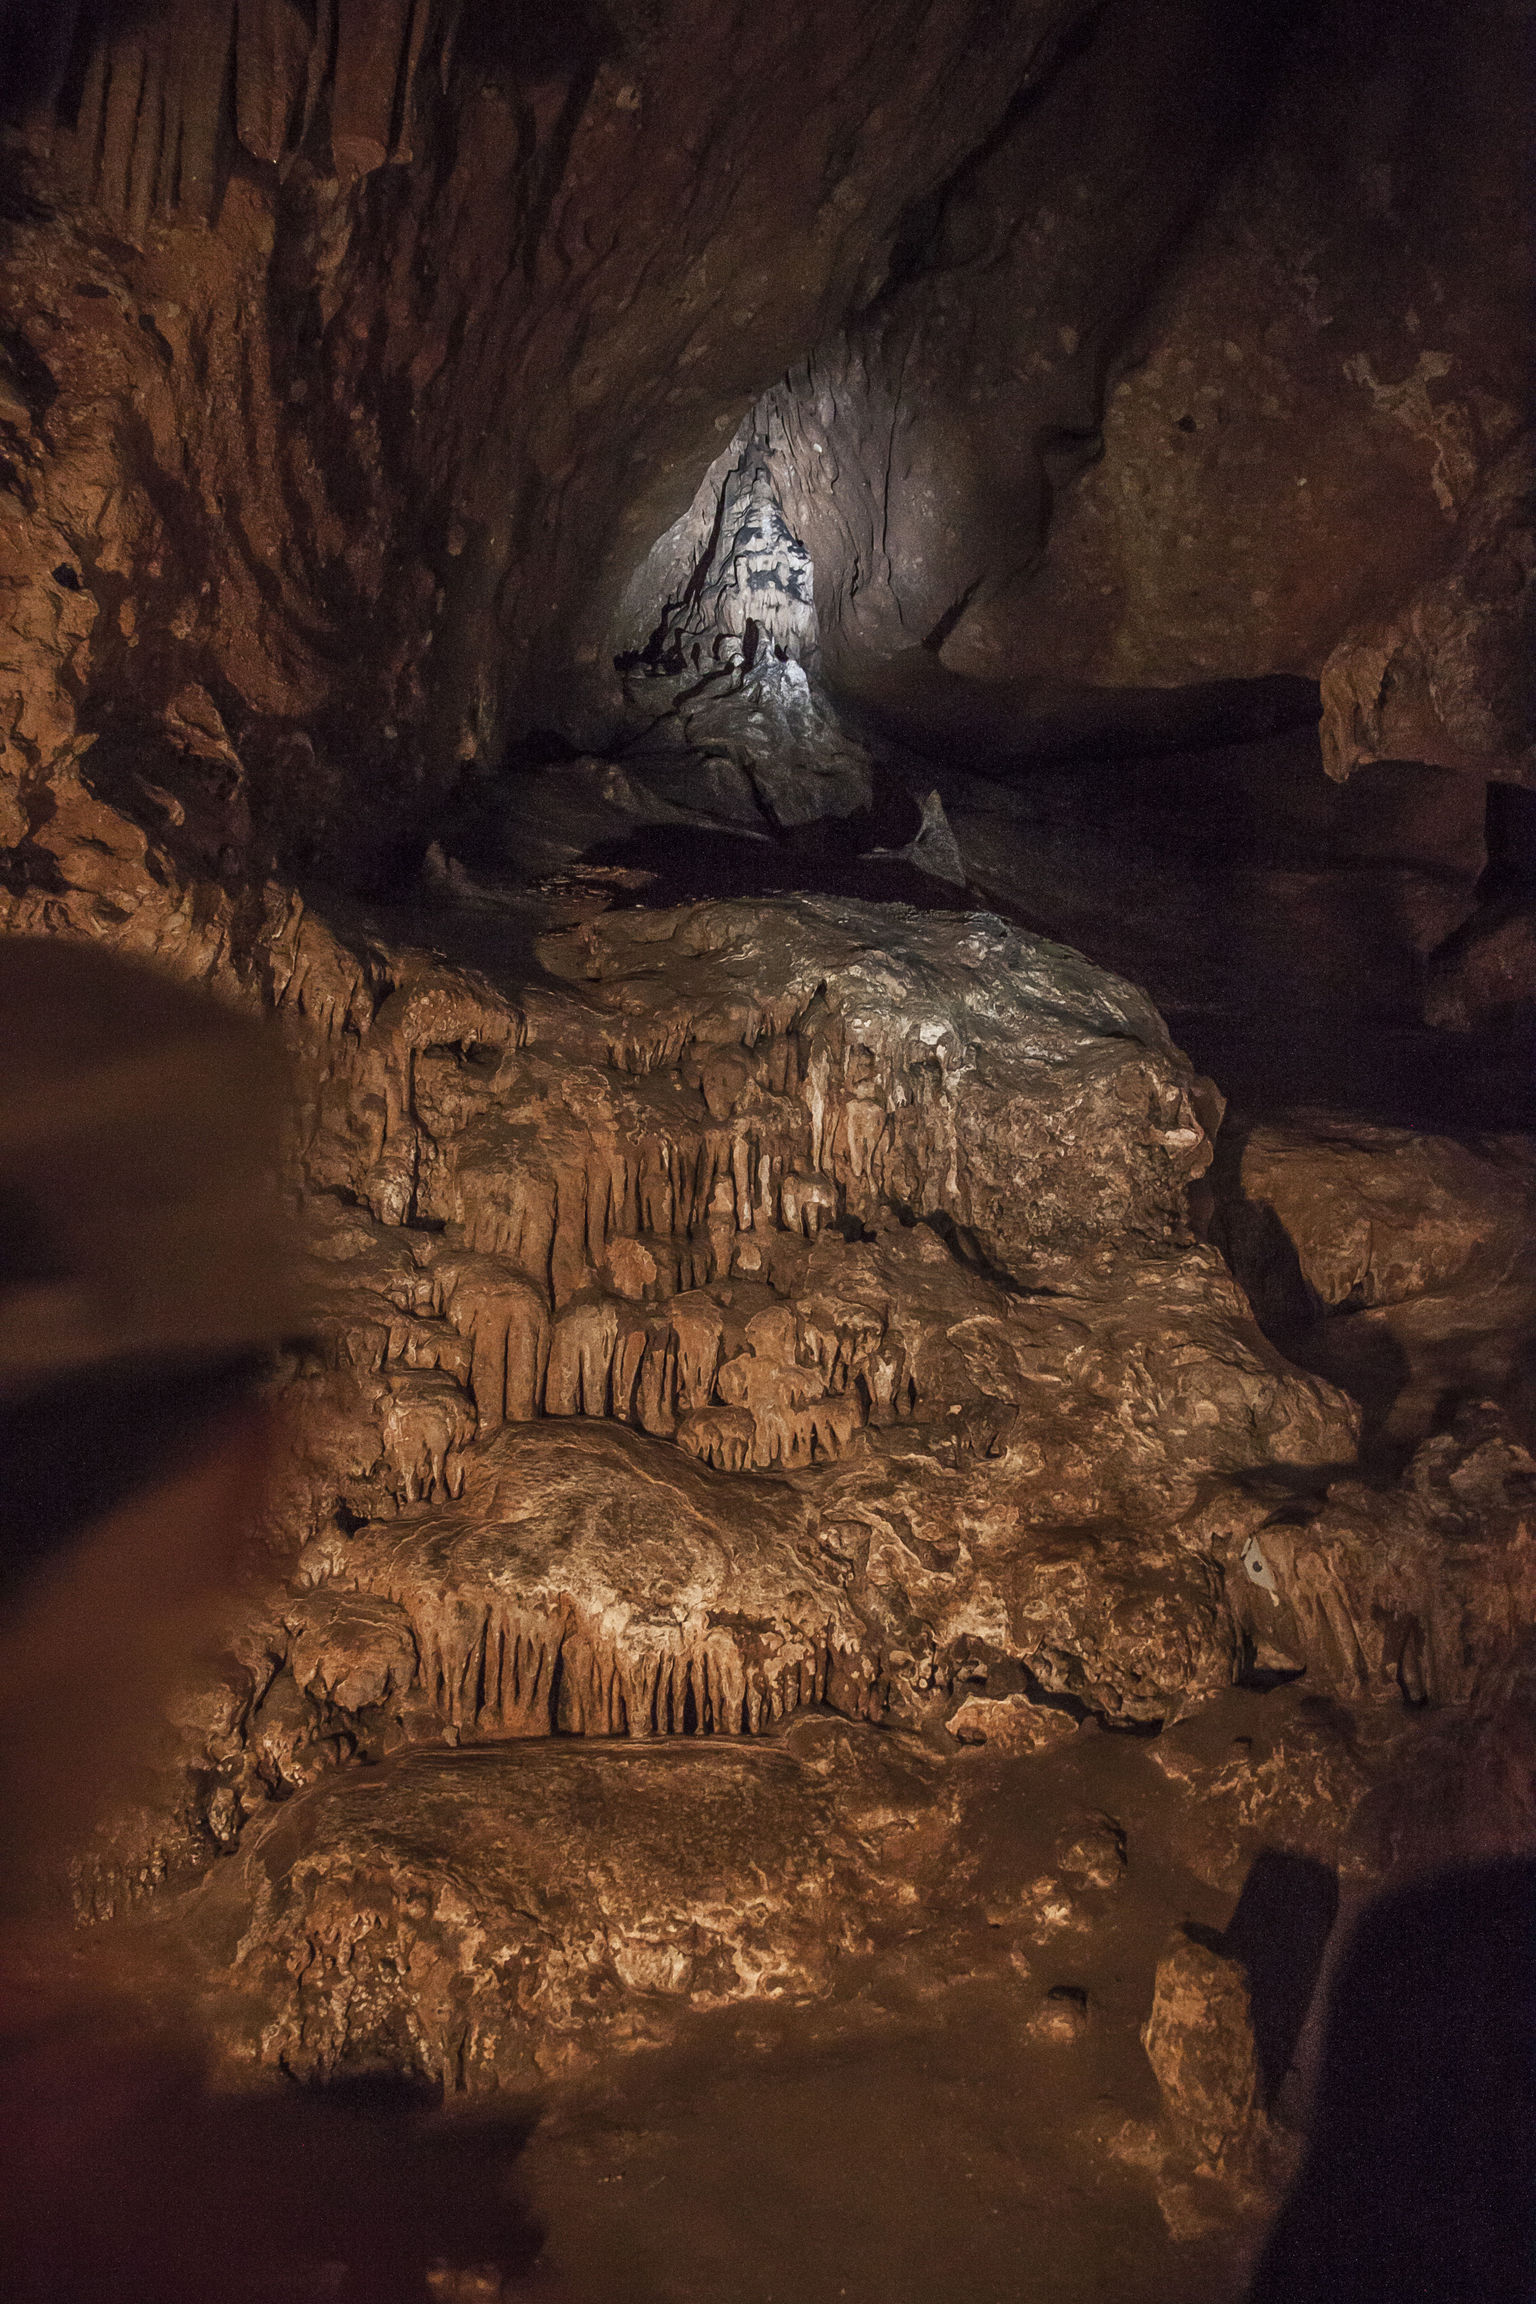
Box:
0, 0, 1529, 877
610, 0, 1531, 787
730, 0, 1529, 791
726, 0, 1300, 671
949, 0, 1532, 695
1, 0, 1116, 881
3, 6, 1536, 2206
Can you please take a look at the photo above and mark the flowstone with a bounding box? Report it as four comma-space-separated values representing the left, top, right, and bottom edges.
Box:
13, 841, 1530, 2103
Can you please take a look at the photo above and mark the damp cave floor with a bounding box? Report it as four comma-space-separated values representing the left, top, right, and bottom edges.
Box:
512, 1687, 1312, 2304
58, 1691, 1340, 2303
525, 1989, 1221, 2304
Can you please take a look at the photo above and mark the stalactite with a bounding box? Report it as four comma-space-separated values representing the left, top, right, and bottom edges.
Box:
364, 1559, 857, 1744
437, 1256, 551, 1428
377, 1373, 474, 1501
545, 1295, 622, 1419
669, 1295, 725, 1412
780, 1168, 838, 1237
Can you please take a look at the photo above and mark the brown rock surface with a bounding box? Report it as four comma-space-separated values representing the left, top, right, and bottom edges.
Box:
16, 869, 1360, 1917
1215, 1114, 1536, 1451
0, 3, 1532, 2293
1425, 903, 1536, 1036
1142, 1930, 1264, 2169
963, 0, 1529, 699
1319, 438, 1535, 790
213, 1739, 926, 2088
1230, 1407, 1536, 1709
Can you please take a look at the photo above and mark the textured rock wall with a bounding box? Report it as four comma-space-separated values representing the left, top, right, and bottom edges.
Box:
734, 0, 1290, 671
7, 786, 1362, 1912
5, 0, 1525, 897
947, 0, 1531, 729
20, 750, 1533, 1954
0, 0, 1116, 879
608, 0, 1531, 785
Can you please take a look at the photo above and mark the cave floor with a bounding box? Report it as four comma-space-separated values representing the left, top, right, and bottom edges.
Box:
60, 1685, 1387, 2302
518, 1693, 1292, 2304
525, 1987, 1224, 2304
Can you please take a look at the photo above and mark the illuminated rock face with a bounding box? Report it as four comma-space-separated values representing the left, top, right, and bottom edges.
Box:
11, 787, 1536, 2119
6, 850, 1343, 1899
647, 451, 819, 673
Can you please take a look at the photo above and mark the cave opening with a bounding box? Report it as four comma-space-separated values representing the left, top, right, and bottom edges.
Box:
0, 0, 1532, 2298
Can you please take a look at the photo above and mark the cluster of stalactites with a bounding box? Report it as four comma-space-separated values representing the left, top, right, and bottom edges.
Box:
328, 1251, 916, 1486
400, 1592, 876, 1742
302, 1008, 964, 1492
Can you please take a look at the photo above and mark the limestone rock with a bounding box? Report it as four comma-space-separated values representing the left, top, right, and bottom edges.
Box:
211, 1737, 939, 2088
1223, 1120, 1536, 1315
1320, 437, 1534, 788
1424, 903, 1536, 1034
1055, 1814, 1127, 1889
15, 859, 1363, 1908
1148, 1696, 1388, 1898
1232, 1406, 1536, 1709
1029, 1985, 1091, 2043
946, 1694, 1077, 1757
958, 0, 1528, 700
1215, 1115, 1536, 1451
1142, 1930, 1264, 2171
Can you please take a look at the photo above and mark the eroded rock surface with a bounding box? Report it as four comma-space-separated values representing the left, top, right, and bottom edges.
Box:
36, 871, 1367, 1922
13, 772, 1535, 2174
0, 8, 1532, 2291
1215, 1116, 1536, 1450
1234, 1407, 1536, 1710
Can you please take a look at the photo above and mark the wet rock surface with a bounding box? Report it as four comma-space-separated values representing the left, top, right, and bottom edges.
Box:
60, 1678, 1419, 2301
23, 869, 1360, 1916
1214, 1117, 1536, 1455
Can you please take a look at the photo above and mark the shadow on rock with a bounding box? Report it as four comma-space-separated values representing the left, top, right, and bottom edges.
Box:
1248, 1859, 1536, 2303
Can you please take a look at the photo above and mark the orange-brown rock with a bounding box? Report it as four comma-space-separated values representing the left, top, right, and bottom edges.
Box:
1215, 1115, 1536, 1452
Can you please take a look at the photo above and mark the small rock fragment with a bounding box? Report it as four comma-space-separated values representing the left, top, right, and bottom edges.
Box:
946, 1692, 1078, 1755
1141, 1929, 1263, 2169
1056, 1812, 1127, 1888
1031, 1985, 1091, 2042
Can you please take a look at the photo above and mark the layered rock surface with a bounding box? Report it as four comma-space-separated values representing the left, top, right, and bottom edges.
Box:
13, 764, 1535, 2132
31, 862, 1360, 1917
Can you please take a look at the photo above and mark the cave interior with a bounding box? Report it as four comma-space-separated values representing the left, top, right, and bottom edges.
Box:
0, 0, 1533, 2297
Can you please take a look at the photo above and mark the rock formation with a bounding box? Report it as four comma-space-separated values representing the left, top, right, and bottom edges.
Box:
1, 1, 1533, 2295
